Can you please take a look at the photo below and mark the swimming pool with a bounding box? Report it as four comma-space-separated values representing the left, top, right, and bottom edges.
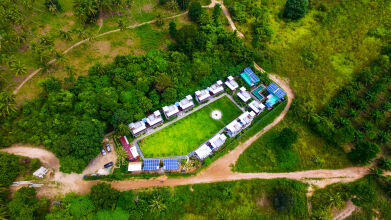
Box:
266, 94, 279, 108
251, 85, 265, 101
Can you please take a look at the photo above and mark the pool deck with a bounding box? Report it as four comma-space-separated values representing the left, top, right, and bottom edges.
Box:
251, 84, 266, 101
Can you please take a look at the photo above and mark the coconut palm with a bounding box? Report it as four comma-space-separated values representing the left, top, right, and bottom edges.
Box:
58, 30, 73, 41
117, 123, 131, 136
10, 61, 27, 76
0, 92, 17, 118
149, 195, 166, 213
49, 4, 58, 13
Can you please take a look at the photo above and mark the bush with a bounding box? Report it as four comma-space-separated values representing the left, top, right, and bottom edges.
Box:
377, 157, 391, 171
283, 0, 309, 20
278, 128, 298, 149
89, 183, 120, 210
45, 0, 62, 13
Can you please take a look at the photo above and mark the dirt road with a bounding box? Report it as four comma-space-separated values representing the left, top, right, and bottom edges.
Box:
4, 73, 386, 199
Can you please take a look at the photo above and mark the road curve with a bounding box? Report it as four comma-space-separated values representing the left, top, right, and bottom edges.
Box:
3, 72, 383, 198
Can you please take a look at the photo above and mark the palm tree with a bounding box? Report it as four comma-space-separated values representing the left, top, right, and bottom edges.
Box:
58, 30, 73, 41
168, 0, 178, 11
49, 4, 58, 13
117, 123, 131, 136
116, 146, 127, 166
55, 52, 68, 66
0, 92, 17, 118
149, 195, 166, 213
10, 61, 27, 76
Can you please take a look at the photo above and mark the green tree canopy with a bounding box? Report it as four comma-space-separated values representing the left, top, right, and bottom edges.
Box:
89, 183, 120, 210
283, 0, 309, 20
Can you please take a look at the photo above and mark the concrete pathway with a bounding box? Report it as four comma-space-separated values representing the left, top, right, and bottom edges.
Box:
134, 93, 243, 160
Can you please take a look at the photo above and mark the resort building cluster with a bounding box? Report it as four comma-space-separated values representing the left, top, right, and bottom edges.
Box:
119, 67, 286, 172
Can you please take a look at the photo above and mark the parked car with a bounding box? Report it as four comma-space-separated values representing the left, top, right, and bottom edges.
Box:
105, 144, 111, 152
104, 162, 114, 168
101, 149, 106, 156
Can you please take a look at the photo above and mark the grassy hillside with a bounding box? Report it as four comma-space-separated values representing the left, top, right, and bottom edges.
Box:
232, 0, 391, 172
227, 0, 391, 109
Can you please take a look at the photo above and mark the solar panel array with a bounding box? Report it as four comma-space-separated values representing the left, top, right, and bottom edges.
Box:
143, 160, 160, 171
244, 67, 260, 83
163, 159, 179, 170
267, 83, 286, 99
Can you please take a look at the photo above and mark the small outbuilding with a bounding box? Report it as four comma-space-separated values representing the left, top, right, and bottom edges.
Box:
209, 133, 227, 150
146, 110, 163, 127
225, 120, 243, 137
209, 80, 224, 95
128, 162, 142, 172
195, 144, 212, 160
248, 100, 266, 114
225, 76, 239, 91
162, 104, 179, 119
237, 87, 251, 103
195, 89, 211, 103
178, 95, 194, 111
128, 121, 146, 137
33, 167, 48, 178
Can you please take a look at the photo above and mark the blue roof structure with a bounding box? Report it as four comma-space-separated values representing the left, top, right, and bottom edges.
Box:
267, 83, 286, 99
143, 160, 160, 171
241, 67, 260, 87
163, 159, 179, 170
244, 67, 260, 83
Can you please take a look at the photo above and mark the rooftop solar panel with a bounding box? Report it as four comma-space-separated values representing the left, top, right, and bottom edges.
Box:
163, 159, 179, 170
244, 67, 260, 83
143, 160, 160, 171
267, 83, 286, 99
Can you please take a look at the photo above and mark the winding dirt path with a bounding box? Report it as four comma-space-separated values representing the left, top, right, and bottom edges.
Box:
14, 0, 244, 95
13, 11, 188, 95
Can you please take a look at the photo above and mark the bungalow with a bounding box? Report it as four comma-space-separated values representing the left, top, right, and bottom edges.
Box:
195, 89, 211, 103
128, 162, 142, 172
178, 95, 194, 111
209, 80, 224, 95
162, 104, 179, 119
225, 120, 243, 137
209, 133, 227, 151
128, 120, 146, 136
224, 76, 239, 91
248, 100, 266, 115
119, 136, 140, 161
238, 111, 255, 127
146, 110, 163, 127
237, 87, 251, 103
194, 144, 212, 160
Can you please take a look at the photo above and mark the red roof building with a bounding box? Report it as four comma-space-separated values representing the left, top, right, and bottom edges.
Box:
119, 136, 140, 161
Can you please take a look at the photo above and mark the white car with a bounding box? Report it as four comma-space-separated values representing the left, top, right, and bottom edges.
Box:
101, 149, 107, 156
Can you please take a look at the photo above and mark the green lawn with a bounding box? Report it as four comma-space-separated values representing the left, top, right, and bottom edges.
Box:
139, 96, 242, 157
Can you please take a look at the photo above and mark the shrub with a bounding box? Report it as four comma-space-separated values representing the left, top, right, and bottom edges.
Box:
278, 128, 298, 149
283, 0, 309, 20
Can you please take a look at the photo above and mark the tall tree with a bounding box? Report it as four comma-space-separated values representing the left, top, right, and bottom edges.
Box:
188, 2, 202, 23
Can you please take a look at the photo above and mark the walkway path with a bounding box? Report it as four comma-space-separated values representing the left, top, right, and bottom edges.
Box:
134, 93, 244, 160
13, 11, 188, 94
14, 0, 244, 94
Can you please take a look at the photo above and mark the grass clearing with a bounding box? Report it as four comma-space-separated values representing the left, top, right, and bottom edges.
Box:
234, 113, 353, 172
139, 96, 242, 157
